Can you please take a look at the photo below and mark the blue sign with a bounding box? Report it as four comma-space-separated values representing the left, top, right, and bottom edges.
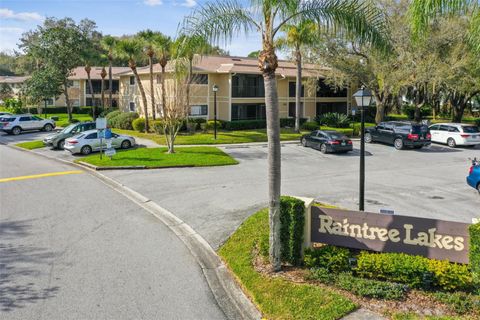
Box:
105, 128, 112, 139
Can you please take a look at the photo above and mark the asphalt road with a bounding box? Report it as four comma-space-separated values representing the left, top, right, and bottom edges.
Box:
103, 142, 480, 249
0, 145, 225, 320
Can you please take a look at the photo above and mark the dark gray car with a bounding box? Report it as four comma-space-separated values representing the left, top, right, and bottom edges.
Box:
43, 122, 96, 149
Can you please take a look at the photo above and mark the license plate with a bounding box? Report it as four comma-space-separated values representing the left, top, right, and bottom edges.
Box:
341, 142, 346, 146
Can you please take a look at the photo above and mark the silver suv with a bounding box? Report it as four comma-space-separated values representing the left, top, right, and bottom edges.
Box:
0, 114, 56, 135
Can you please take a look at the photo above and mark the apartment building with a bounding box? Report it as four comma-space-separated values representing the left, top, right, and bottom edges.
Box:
117, 55, 354, 121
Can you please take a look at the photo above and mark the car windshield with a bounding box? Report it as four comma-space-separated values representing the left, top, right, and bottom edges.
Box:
462, 126, 479, 133
411, 125, 428, 134
61, 124, 77, 133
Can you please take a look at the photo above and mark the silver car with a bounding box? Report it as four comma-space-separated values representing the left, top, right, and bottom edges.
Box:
64, 129, 136, 155
0, 114, 55, 135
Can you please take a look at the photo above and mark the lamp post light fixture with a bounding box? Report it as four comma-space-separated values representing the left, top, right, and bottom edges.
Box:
212, 84, 219, 140
353, 86, 373, 211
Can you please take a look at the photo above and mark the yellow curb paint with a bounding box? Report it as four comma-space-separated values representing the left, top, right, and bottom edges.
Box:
0, 170, 83, 183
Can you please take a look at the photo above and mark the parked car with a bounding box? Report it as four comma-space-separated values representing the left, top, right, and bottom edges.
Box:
64, 129, 135, 155
364, 121, 431, 150
429, 123, 480, 148
0, 114, 55, 135
43, 121, 96, 150
467, 158, 480, 194
0, 112, 11, 116
301, 130, 353, 154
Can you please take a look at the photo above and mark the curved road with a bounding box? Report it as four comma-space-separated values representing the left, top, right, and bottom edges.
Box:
0, 145, 225, 319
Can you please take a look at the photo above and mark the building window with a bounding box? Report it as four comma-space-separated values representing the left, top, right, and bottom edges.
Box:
129, 76, 135, 85
190, 105, 208, 116
86, 98, 102, 107
46, 98, 54, 106
231, 104, 266, 121
316, 79, 347, 97
288, 102, 303, 118
316, 102, 348, 116
67, 80, 80, 88
129, 102, 136, 112
191, 74, 208, 85
232, 74, 265, 97
288, 82, 305, 97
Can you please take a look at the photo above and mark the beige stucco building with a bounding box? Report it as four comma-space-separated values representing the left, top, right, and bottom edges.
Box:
117, 55, 354, 122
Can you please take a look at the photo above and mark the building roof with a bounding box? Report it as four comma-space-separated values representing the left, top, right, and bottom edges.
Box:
116, 55, 328, 78
68, 66, 131, 80
0, 76, 30, 84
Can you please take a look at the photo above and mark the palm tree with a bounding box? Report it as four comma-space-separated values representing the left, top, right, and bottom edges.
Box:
116, 38, 150, 132
276, 20, 318, 132
138, 29, 160, 120
84, 62, 97, 120
101, 35, 117, 110
100, 66, 107, 109
156, 35, 173, 120
182, 0, 390, 271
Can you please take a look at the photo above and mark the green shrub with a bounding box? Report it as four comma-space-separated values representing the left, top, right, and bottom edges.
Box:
109, 112, 138, 130
279, 196, 305, 266
223, 120, 266, 130
433, 291, 480, 315
4, 98, 22, 114
280, 118, 308, 128
304, 246, 351, 273
132, 118, 146, 132
106, 110, 122, 121
385, 114, 409, 121
205, 120, 223, 130
99, 108, 119, 118
401, 105, 432, 119
316, 113, 351, 128
307, 267, 336, 284
336, 273, 407, 300
470, 223, 480, 288
350, 122, 376, 136
301, 121, 319, 131
356, 251, 473, 291
151, 120, 164, 134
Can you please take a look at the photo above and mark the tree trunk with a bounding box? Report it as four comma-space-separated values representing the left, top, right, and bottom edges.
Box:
101, 77, 105, 109
109, 59, 113, 109
132, 65, 149, 132
64, 81, 72, 121
295, 47, 302, 133
374, 92, 386, 124
86, 69, 96, 120
161, 65, 167, 118
186, 58, 193, 125
149, 55, 156, 121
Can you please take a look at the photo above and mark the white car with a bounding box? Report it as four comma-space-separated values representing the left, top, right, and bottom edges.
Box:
64, 129, 136, 155
0, 114, 56, 135
429, 123, 480, 147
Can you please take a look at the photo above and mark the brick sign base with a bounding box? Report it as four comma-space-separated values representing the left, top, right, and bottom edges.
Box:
311, 207, 470, 264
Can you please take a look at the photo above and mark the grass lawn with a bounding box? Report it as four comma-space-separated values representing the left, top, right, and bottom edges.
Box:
218, 208, 356, 320
38, 113, 92, 127
114, 128, 306, 145
77, 146, 238, 168
15, 140, 45, 150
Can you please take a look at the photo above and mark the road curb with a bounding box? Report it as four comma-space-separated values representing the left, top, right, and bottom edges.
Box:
4, 143, 262, 320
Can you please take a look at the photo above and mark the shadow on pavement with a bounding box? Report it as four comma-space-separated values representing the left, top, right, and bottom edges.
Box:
0, 220, 59, 312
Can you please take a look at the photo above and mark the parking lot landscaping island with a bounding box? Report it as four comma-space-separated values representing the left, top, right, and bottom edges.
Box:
15, 140, 45, 150
76, 146, 238, 168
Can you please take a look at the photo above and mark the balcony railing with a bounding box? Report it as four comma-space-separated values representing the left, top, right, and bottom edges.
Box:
232, 85, 265, 98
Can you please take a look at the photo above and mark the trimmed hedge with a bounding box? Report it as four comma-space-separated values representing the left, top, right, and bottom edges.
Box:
132, 118, 146, 132
205, 120, 223, 131
301, 121, 319, 131
223, 120, 266, 130
304, 246, 351, 273
319, 126, 354, 137
356, 251, 473, 291
280, 118, 308, 128
470, 223, 480, 288
279, 196, 305, 266
108, 112, 138, 130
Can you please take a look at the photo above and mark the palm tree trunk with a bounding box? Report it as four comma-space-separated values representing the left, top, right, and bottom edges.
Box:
64, 81, 72, 121
295, 48, 302, 133
86, 69, 96, 120
109, 59, 113, 109
263, 70, 282, 272
149, 55, 156, 121
186, 58, 193, 126
132, 65, 150, 132
161, 65, 167, 117
101, 77, 105, 109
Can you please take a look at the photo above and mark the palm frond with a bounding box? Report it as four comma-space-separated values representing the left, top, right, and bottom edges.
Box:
468, 8, 480, 53
290, 0, 391, 53
180, 0, 260, 47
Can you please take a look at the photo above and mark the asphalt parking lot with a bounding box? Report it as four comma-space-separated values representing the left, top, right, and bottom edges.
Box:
2, 131, 479, 248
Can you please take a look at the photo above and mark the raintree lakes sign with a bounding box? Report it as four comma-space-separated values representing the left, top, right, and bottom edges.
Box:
310, 206, 470, 264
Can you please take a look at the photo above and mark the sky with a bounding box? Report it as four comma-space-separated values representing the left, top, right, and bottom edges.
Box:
0, 0, 262, 57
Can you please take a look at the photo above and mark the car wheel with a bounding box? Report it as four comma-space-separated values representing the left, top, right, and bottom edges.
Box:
121, 140, 131, 149
364, 132, 373, 143
394, 138, 404, 150
301, 137, 307, 147
477, 183, 480, 194
57, 139, 65, 150
12, 126, 21, 135
320, 144, 327, 154
81, 145, 92, 155
43, 124, 53, 132
447, 138, 456, 148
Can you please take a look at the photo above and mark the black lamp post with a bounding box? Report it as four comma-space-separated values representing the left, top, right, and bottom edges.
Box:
353, 86, 373, 211
212, 84, 218, 140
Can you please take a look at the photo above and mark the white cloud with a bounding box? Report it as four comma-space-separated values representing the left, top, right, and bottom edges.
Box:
144, 0, 163, 6
181, 0, 197, 8
0, 27, 24, 52
0, 8, 44, 22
